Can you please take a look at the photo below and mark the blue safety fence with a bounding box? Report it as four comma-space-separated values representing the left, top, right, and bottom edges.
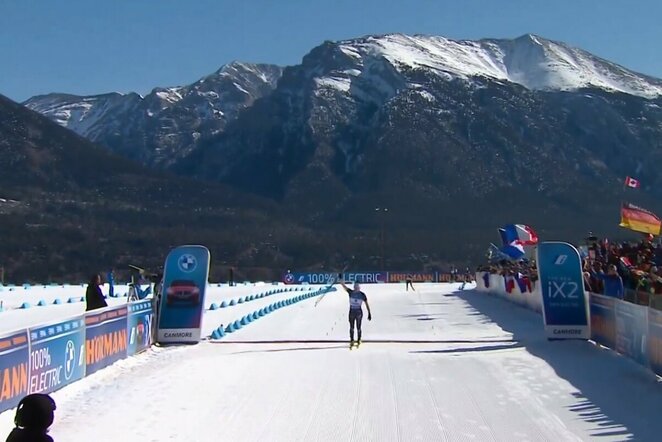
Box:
209, 286, 336, 339
207, 286, 311, 311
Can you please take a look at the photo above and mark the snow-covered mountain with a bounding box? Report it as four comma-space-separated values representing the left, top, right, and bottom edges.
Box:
23, 33, 662, 186
183, 32, 662, 226
326, 33, 662, 98
24, 62, 283, 166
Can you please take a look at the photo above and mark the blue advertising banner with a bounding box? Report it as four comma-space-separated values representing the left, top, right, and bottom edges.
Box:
648, 308, 662, 376
589, 293, 617, 349
85, 306, 128, 375
157, 245, 210, 343
283, 272, 336, 285
127, 300, 154, 356
537, 242, 590, 339
0, 330, 29, 414
28, 317, 86, 395
342, 272, 387, 284
283, 271, 388, 284
615, 300, 648, 366
388, 272, 436, 283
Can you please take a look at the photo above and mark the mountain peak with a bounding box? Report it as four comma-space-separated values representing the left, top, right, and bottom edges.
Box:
325, 33, 662, 98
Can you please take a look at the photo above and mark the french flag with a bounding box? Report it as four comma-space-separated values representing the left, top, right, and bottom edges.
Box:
498, 224, 538, 259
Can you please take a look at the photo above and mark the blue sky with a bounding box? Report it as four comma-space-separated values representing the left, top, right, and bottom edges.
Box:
1, 0, 661, 102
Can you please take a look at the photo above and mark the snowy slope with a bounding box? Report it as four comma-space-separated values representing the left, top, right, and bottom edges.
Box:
331, 33, 662, 98
3, 284, 662, 441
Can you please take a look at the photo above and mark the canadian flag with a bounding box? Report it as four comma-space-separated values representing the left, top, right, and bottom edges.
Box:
625, 176, 640, 188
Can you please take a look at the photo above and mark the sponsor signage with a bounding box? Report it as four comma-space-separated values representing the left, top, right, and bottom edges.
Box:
0, 330, 29, 413
28, 317, 86, 395
157, 245, 211, 343
283, 272, 388, 284
615, 301, 648, 366
537, 242, 591, 339
85, 306, 128, 375
589, 294, 617, 349
283, 272, 336, 285
648, 308, 662, 377
388, 272, 436, 283
343, 272, 387, 284
127, 300, 154, 356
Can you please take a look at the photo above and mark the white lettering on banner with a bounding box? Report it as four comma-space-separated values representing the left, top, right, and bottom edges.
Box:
29, 348, 52, 371
29, 367, 62, 393
548, 281, 579, 299
346, 273, 382, 283
308, 274, 333, 284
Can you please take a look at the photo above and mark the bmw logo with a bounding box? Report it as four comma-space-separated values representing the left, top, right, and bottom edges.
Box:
178, 254, 197, 273
284, 273, 294, 284
64, 340, 76, 380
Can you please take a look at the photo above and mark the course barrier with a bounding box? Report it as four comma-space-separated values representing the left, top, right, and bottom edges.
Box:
209, 287, 337, 340
0, 300, 154, 414
207, 286, 311, 311
476, 271, 662, 379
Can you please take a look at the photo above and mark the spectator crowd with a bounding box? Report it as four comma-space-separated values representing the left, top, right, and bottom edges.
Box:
478, 233, 662, 306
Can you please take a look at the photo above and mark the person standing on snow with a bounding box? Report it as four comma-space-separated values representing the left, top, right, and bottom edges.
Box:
85, 274, 108, 311
339, 279, 372, 345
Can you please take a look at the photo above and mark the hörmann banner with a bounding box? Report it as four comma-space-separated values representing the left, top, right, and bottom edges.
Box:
388, 272, 436, 283
85, 306, 128, 375
28, 317, 86, 394
537, 241, 591, 339
157, 245, 210, 343
0, 330, 29, 414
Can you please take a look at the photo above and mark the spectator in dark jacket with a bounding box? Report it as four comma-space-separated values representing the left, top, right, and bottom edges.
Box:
592, 264, 624, 299
5, 393, 56, 442
85, 274, 108, 311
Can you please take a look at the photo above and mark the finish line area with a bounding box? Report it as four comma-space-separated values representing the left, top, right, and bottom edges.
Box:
2, 283, 662, 441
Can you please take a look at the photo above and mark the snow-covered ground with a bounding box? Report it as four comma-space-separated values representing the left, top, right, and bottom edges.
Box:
2, 282, 662, 441
0, 282, 298, 333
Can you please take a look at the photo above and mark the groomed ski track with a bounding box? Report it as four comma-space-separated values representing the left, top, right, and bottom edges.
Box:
3, 283, 662, 441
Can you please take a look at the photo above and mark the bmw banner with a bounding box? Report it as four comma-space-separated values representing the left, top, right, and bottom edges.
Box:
537, 242, 591, 339
29, 317, 86, 394
157, 245, 210, 344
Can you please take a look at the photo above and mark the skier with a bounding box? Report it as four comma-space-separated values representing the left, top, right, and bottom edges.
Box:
5, 393, 56, 442
460, 267, 473, 290
339, 279, 372, 346
405, 274, 415, 291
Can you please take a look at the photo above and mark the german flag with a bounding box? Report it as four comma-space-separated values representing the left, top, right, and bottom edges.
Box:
619, 202, 661, 235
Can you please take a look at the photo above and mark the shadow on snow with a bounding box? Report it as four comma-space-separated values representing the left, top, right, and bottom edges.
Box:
455, 289, 662, 441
